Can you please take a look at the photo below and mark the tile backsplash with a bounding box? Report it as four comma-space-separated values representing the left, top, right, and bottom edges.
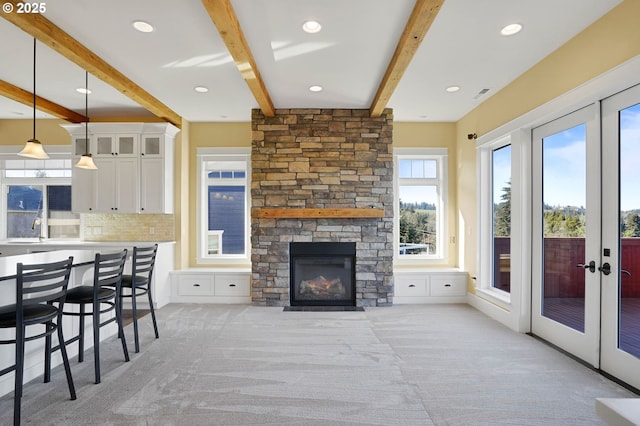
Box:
83, 213, 175, 242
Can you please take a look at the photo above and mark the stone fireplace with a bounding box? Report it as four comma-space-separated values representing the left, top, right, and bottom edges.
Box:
251, 108, 394, 307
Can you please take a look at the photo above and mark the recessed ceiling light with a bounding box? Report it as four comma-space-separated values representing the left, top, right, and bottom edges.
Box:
446, 85, 460, 93
302, 20, 322, 34
133, 20, 154, 33
194, 86, 209, 93
500, 23, 522, 36
76, 88, 92, 95
309, 85, 323, 92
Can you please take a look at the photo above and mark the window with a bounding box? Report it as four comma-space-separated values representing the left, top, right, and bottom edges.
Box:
492, 145, 512, 293
197, 148, 250, 264
394, 148, 447, 263
1, 155, 79, 240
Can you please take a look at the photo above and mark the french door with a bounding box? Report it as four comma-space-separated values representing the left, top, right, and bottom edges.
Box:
531, 85, 640, 389
600, 84, 640, 388
532, 105, 601, 366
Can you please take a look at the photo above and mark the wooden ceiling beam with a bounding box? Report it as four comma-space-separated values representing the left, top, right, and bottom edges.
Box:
1, 0, 182, 128
370, 0, 444, 117
0, 79, 87, 122
201, 0, 275, 117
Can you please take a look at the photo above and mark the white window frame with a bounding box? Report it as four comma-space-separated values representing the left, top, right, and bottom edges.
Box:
393, 148, 448, 265
196, 147, 251, 265
0, 147, 77, 241
477, 130, 531, 322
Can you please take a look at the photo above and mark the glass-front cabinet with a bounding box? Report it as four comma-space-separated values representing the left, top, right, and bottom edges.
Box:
62, 123, 178, 214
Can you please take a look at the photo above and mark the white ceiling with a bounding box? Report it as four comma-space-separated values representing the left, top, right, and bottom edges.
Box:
0, 0, 622, 123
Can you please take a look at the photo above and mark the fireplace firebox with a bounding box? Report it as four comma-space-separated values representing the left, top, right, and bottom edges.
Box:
289, 242, 356, 307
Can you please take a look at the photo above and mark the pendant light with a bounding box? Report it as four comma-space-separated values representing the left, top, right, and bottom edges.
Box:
18, 38, 49, 159
75, 71, 97, 169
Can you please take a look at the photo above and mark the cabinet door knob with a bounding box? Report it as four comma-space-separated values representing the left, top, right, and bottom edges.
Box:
193, 283, 201, 287
408, 284, 415, 288
229, 284, 236, 287
444, 284, 451, 287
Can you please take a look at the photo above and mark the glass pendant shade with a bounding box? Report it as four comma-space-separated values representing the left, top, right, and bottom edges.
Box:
74, 71, 98, 170
18, 138, 49, 159
75, 154, 97, 169
18, 39, 50, 159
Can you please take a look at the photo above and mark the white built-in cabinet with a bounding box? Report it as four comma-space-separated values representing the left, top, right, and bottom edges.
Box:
393, 269, 468, 304
170, 269, 251, 303
62, 123, 178, 214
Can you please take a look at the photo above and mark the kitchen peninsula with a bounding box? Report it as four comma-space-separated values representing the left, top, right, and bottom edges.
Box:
0, 241, 175, 308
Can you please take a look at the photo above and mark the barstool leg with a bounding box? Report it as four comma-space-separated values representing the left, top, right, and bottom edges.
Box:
78, 304, 85, 363
115, 290, 130, 362
14, 325, 25, 426
148, 286, 159, 339
44, 321, 52, 383
93, 299, 101, 384
132, 286, 140, 353
57, 319, 76, 400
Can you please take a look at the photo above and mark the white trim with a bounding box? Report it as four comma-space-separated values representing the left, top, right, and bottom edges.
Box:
473, 55, 640, 334
196, 147, 251, 265
394, 148, 448, 264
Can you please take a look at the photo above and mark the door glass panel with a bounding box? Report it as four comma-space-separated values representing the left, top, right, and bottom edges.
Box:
619, 103, 640, 357
118, 136, 135, 155
6, 185, 43, 238
144, 137, 161, 155
492, 145, 511, 292
542, 124, 586, 332
96, 136, 113, 155
47, 186, 80, 238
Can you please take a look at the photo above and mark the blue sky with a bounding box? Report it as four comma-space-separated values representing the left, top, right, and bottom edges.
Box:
492, 102, 640, 211
620, 103, 640, 211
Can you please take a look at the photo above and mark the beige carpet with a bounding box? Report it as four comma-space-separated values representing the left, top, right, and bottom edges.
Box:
0, 303, 635, 425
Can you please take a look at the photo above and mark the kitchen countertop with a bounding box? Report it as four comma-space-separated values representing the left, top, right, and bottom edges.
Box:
0, 249, 97, 282
0, 240, 175, 246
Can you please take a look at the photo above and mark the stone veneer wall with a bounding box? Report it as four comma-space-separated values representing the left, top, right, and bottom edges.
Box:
251, 108, 394, 307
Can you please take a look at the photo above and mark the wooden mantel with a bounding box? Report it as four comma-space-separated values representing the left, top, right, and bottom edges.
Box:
256, 208, 385, 219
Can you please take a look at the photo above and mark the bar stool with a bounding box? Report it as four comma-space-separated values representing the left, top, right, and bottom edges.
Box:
119, 244, 159, 353
59, 249, 129, 384
0, 257, 76, 426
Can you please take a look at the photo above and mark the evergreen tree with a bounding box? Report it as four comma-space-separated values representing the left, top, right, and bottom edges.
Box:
623, 212, 640, 237
494, 180, 511, 237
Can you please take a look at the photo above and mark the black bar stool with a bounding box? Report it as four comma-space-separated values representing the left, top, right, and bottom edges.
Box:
58, 249, 129, 384
0, 257, 76, 426
119, 244, 159, 353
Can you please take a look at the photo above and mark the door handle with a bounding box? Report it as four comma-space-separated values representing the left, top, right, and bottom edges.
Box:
621, 269, 631, 276
599, 262, 611, 275
577, 261, 596, 273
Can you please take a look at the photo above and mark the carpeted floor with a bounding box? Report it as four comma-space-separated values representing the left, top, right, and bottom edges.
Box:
0, 303, 635, 425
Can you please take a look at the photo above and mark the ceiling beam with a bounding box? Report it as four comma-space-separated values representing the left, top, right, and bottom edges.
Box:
1, 1, 182, 128
370, 0, 444, 117
0, 79, 87, 122
201, 0, 275, 117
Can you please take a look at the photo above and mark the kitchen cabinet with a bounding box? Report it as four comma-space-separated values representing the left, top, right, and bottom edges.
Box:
139, 131, 174, 214
94, 157, 139, 213
71, 166, 96, 212
62, 123, 178, 214
94, 134, 138, 157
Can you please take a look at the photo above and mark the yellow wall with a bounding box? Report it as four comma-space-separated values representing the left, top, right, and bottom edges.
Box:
394, 122, 458, 267
188, 122, 251, 266
456, 0, 640, 288
0, 119, 71, 146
